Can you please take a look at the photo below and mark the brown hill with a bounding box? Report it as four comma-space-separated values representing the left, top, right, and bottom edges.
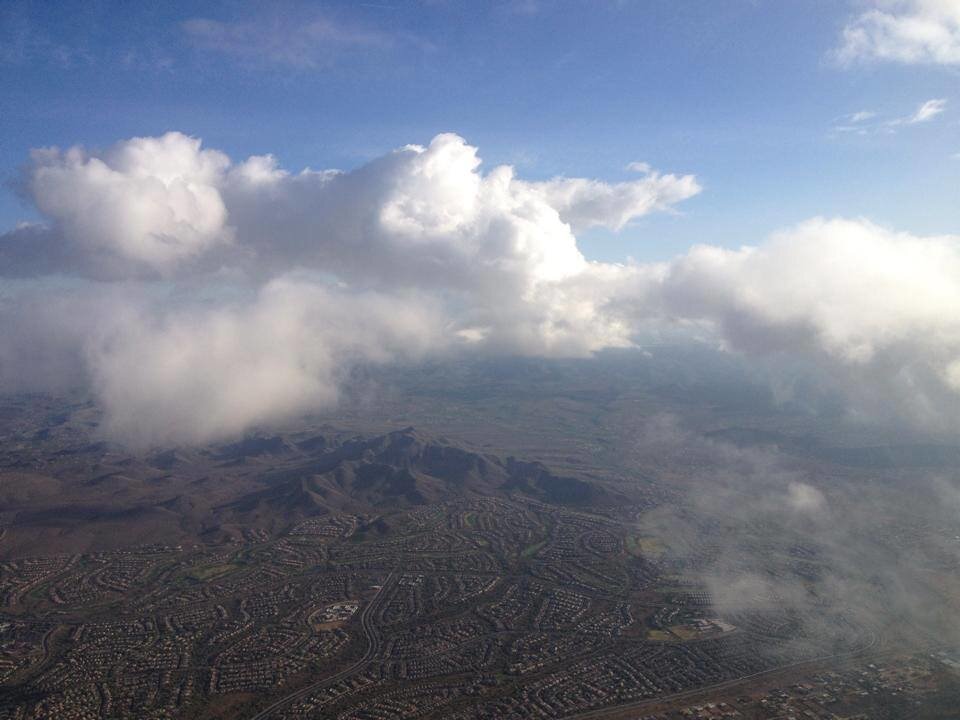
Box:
0, 427, 619, 557
215, 427, 616, 521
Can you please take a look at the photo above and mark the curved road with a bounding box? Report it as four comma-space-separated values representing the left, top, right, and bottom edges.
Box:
248, 572, 396, 720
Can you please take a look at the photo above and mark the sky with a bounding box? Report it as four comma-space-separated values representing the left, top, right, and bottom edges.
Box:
2, 0, 958, 261
1, 0, 960, 447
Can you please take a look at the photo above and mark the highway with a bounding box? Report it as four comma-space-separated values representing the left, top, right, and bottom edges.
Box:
562, 630, 884, 719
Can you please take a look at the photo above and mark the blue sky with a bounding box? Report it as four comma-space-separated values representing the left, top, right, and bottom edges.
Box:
2, 0, 958, 262
2, 1, 960, 444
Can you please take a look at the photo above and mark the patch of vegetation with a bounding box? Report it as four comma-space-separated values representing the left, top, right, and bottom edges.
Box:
626, 535, 664, 559
521, 540, 547, 558
185, 563, 240, 582
668, 625, 701, 640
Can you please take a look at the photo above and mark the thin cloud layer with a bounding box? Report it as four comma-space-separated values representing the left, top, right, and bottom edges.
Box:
636, 416, 960, 652
838, 0, 960, 65
2, 131, 959, 445
86, 280, 444, 446
182, 13, 393, 69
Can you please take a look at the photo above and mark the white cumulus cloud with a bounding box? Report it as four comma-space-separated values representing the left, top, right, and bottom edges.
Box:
837, 0, 960, 65
2, 131, 960, 444
182, 13, 392, 69
649, 217, 960, 429
28, 132, 232, 275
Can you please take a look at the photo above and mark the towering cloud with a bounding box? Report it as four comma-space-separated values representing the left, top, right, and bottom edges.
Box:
2, 131, 959, 444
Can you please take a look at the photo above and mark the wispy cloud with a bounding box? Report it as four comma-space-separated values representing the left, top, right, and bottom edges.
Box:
829, 110, 877, 135
848, 110, 876, 123
831, 98, 948, 135
884, 98, 948, 130
0, 3, 93, 68
906, 97, 947, 123
625, 161, 653, 174
182, 12, 395, 69
503, 0, 541, 16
